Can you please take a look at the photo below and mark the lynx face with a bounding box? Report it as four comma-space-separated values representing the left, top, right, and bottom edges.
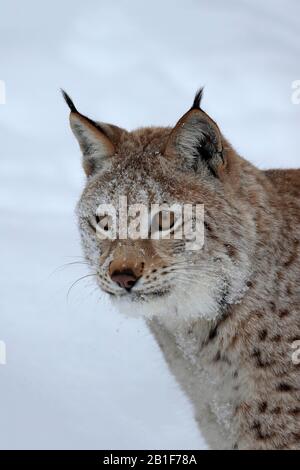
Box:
64, 90, 255, 320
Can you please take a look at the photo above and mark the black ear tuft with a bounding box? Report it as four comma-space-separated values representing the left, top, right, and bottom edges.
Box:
191, 87, 204, 109
61, 89, 78, 113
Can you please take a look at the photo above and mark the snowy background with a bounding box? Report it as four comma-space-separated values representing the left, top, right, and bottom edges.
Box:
0, 0, 299, 450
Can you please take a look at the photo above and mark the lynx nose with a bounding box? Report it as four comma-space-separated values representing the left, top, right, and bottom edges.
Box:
110, 269, 138, 291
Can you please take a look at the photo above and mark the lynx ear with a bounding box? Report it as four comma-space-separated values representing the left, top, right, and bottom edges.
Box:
62, 90, 123, 176
165, 89, 225, 177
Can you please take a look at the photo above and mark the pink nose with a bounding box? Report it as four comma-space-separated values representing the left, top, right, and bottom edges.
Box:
110, 269, 138, 291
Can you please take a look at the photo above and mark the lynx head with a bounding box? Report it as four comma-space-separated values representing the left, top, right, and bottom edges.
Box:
63, 89, 255, 321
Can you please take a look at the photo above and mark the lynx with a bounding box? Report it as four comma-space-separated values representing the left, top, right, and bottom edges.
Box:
63, 89, 300, 449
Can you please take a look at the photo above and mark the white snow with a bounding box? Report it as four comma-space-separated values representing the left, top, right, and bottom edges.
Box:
0, 0, 299, 450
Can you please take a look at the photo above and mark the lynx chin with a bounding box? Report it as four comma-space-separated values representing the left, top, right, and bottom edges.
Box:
63, 88, 300, 450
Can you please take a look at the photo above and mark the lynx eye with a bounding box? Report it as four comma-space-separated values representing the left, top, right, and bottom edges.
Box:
154, 210, 175, 232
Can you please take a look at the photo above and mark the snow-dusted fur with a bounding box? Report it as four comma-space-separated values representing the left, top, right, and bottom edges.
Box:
65, 91, 300, 449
